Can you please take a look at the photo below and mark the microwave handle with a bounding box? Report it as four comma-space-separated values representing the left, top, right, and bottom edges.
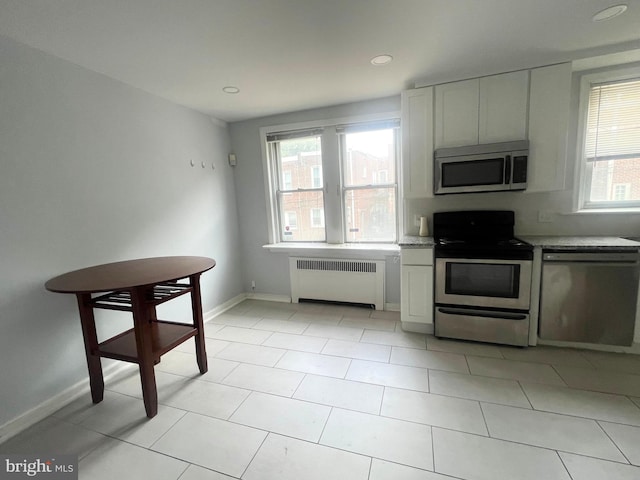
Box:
504, 155, 512, 184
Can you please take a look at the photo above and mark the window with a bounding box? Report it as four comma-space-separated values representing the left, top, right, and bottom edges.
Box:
578, 72, 640, 210
267, 130, 326, 242
340, 127, 398, 242
264, 117, 399, 243
310, 208, 324, 228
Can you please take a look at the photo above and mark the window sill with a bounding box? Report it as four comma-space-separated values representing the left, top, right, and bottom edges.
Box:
262, 242, 400, 258
572, 208, 640, 215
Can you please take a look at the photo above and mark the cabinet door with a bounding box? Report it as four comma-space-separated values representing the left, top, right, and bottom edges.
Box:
479, 70, 529, 144
435, 79, 479, 148
401, 265, 434, 325
527, 63, 571, 192
401, 87, 434, 198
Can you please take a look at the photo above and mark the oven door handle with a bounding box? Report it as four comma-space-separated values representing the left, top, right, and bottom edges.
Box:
437, 307, 527, 321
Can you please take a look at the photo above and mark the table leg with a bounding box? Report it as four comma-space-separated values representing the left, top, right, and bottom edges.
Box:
190, 274, 208, 374
76, 293, 104, 404
131, 286, 158, 418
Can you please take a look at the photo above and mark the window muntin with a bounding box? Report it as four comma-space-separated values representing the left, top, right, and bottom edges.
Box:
580, 76, 640, 209
340, 128, 398, 243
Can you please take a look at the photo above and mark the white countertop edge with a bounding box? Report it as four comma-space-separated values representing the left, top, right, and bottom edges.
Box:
262, 242, 400, 258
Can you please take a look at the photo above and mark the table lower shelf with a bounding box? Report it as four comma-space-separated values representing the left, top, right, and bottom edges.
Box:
97, 321, 197, 363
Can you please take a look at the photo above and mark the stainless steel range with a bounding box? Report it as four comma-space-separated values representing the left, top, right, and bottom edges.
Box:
433, 210, 533, 346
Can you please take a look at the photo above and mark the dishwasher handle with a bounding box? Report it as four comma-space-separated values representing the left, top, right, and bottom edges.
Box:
543, 252, 639, 263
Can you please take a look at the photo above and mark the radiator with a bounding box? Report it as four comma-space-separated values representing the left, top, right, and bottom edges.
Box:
289, 257, 385, 310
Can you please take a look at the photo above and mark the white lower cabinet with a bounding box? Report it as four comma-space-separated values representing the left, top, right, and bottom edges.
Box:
401, 247, 434, 334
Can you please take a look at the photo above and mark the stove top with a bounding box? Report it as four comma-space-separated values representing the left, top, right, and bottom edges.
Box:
433, 210, 533, 259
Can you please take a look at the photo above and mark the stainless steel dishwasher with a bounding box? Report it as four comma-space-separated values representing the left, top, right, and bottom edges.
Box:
539, 250, 640, 346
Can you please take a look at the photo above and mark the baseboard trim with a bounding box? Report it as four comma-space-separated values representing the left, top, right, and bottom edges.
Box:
0, 362, 135, 445
246, 292, 292, 303
203, 293, 249, 322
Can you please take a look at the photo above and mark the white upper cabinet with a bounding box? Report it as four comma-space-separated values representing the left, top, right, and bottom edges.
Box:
435, 71, 529, 149
479, 70, 529, 144
434, 79, 479, 148
527, 63, 571, 192
401, 87, 434, 198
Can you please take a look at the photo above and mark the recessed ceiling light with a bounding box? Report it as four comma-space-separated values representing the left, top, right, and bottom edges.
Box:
370, 54, 393, 66
592, 4, 627, 21
222, 86, 240, 94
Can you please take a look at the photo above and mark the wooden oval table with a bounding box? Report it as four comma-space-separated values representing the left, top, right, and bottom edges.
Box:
46, 256, 216, 418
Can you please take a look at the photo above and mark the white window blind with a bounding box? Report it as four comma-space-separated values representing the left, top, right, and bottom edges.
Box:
585, 78, 640, 161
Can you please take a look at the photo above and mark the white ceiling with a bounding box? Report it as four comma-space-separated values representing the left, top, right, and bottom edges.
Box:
1, 0, 639, 122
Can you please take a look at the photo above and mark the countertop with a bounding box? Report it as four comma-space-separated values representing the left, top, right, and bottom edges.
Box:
399, 235, 640, 250
520, 236, 640, 250
399, 235, 435, 247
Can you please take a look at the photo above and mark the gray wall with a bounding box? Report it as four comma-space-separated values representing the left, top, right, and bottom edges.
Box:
229, 97, 402, 303
0, 37, 243, 429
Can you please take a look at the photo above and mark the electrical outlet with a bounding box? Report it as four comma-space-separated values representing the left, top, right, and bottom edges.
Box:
538, 210, 554, 223
251, 280, 256, 290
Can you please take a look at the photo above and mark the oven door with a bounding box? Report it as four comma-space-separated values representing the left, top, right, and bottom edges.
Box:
435, 257, 532, 311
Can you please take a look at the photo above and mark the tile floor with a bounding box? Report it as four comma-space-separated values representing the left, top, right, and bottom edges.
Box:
3, 299, 640, 479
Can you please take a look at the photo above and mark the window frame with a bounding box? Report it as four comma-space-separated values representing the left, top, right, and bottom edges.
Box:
575, 66, 640, 212
260, 113, 401, 245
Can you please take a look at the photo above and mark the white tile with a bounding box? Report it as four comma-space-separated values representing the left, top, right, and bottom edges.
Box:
467, 355, 566, 386
303, 323, 364, 341
80, 437, 188, 480
204, 338, 233, 356
209, 326, 273, 345
599, 422, 640, 465
157, 350, 238, 382
222, 363, 304, 397
275, 350, 351, 378
322, 339, 391, 362
106, 370, 187, 400
178, 464, 237, 480
161, 379, 250, 419
433, 428, 570, 480
382, 387, 487, 436
253, 318, 309, 334
245, 305, 295, 320
555, 365, 640, 397
482, 403, 626, 462
215, 342, 286, 367
289, 311, 342, 326
340, 316, 397, 331
243, 433, 370, 480
151, 412, 266, 478
293, 374, 384, 414
230, 392, 330, 442
499, 345, 592, 368
56, 391, 187, 448
361, 330, 426, 348
0, 417, 106, 459
370, 459, 452, 480
207, 313, 260, 328
429, 370, 531, 408
263, 332, 328, 353
321, 408, 433, 470
560, 452, 640, 480
581, 351, 640, 374
370, 310, 401, 321
346, 359, 429, 392
390, 346, 469, 373
521, 382, 640, 426
426, 335, 503, 358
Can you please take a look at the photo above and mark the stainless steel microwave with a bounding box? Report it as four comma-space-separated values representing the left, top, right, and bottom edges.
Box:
434, 140, 529, 195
